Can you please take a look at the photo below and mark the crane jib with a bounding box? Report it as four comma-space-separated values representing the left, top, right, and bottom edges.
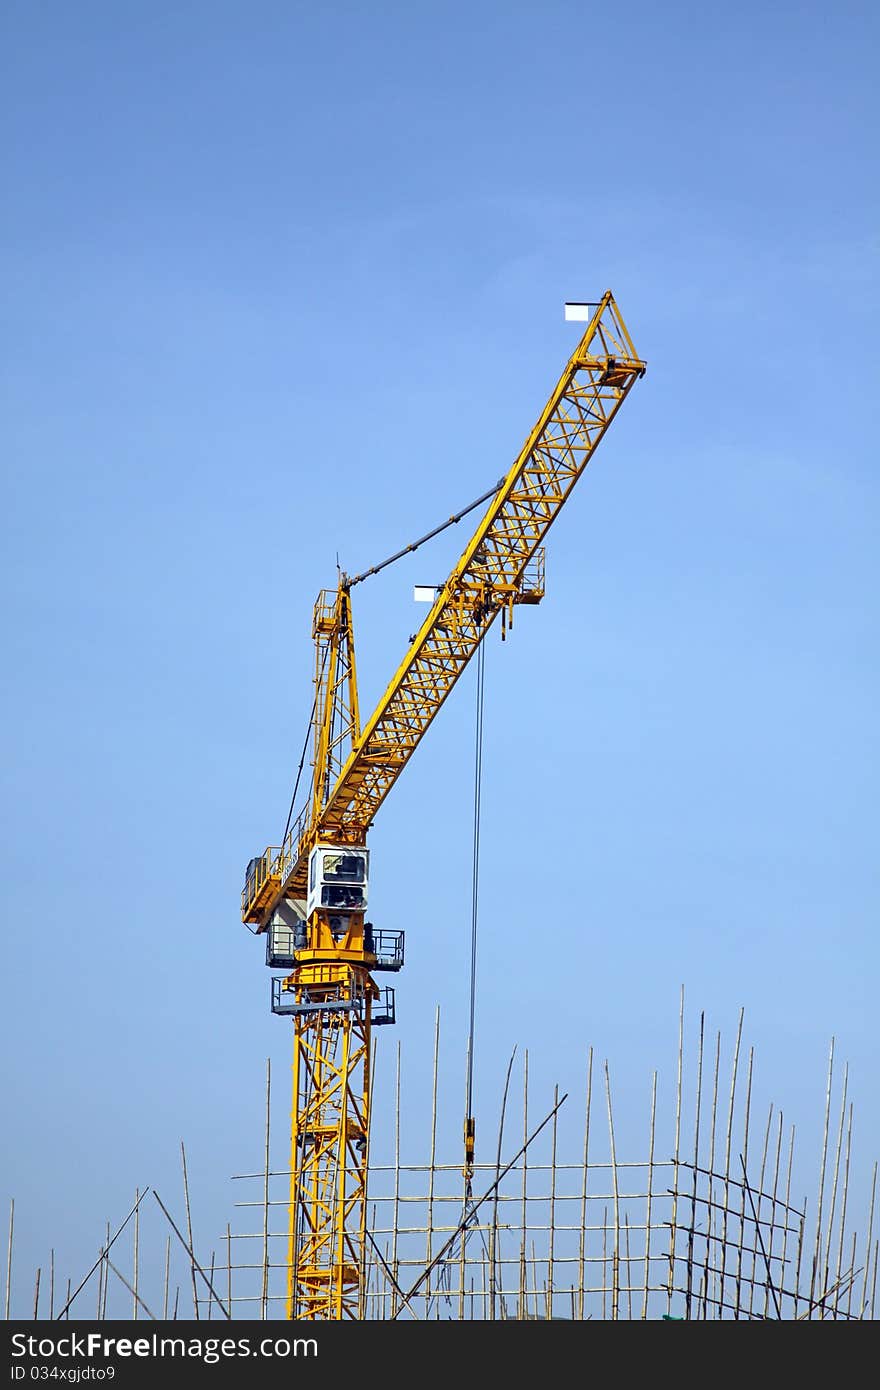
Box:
242, 294, 645, 932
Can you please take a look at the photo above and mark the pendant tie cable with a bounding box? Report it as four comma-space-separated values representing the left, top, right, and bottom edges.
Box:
281, 640, 330, 845
344, 476, 505, 589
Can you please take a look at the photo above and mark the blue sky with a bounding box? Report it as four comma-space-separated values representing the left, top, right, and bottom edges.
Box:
2, 1, 878, 1318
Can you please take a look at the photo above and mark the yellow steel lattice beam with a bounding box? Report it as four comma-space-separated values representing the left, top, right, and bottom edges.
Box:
253, 292, 644, 910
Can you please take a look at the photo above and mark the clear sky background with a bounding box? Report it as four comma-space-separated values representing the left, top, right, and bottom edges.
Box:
2, 1, 878, 1318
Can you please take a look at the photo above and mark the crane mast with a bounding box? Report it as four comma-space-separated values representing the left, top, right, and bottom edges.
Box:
241, 292, 645, 1319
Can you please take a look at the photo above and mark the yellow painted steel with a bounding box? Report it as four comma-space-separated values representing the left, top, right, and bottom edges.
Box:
243, 292, 645, 1319
285, 965, 372, 1320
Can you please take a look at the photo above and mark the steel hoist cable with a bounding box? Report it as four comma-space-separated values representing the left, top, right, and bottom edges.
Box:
464, 632, 486, 1197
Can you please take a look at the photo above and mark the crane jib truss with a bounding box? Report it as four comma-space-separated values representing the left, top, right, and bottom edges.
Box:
241, 292, 646, 1319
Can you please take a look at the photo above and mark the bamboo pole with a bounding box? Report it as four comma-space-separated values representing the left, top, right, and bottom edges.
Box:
105, 1256, 157, 1321
152, 1191, 230, 1320
261, 1058, 271, 1321
546, 1083, 559, 1320
832, 1104, 853, 1320
5, 1198, 13, 1320
717, 1007, 744, 1319
782, 1126, 796, 1318
49, 1249, 54, 1321
163, 1236, 171, 1320
53, 1189, 147, 1317
747, 1103, 773, 1319
32, 1267, 40, 1320
684, 1012, 704, 1319
739, 1154, 781, 1318
181, 1142, 200, 1320
666, 986, 684, 1314
133, 1189, 140, 1321
226, 1225, 232, 1323
810, 1038, 835, 1309
861, 1162, 877, 1318
519, 1050, 528, 1321
821, 1066, 848, 1317
489, 1048, 516, 1320
641, 1069, 656, 1321
704, 1032, 720, 1318
846, 1231, 857, 1320
605, 1064, 620, 1320
100, 1220, 111, 1320
207, 1252, 216, 1321
733, 1047, 754, 1317
425, 1007, 440, 1314
795, 1202, 807, 1318
602, 1205, 608, 1322
762, 1110, 783, 1320
578, 1049, 593, 1321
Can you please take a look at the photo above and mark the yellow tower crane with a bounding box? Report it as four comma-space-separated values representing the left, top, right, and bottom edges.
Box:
241, 292, 646, 1320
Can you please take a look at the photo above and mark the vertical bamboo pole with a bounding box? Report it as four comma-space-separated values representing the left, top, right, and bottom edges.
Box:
100, 1220, 110, 1320
810, 1038, 835, 1309
181, 1141, 199, 1319
226, 1225, 232, 1323
821, 1065, 848, 1316
860, 1162, 877, 1318
832, 1104, 853, 1320
605, 1065, 621, 1320
261, 1058, 271, 1321
685, 1012, 704, 1319
546, 1084, 559, 1320
173, 1286, 180, 1320
518, 1050, 529, 1321
845, 1230, 857, 1319
823, 1061, 845, 1312
5, 1198, 13, 1321
705, 1032, 721, 1316
64, 1279, 71, 1320
641, 1070, 656, 1320
133, 1188, 140, 1321
602, 1206, 608, 1322
761, 1111, 784, 1319
392, 1040, 402, 1319
666, 986, 684, 1314
747, 1103, 773, 1319
782, 1126, 796, 1318
718, 1008, 744, 1319
425, 1007, 440, 1315
578, 1049, 593, 1321
795, 1202, 808, 1316
163, 1236, 171, 1320
207, 1252, 216, 1321
32, 1268, 40, 1320
733, 1047, 754, 1317
489, 1049, 516, 1321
